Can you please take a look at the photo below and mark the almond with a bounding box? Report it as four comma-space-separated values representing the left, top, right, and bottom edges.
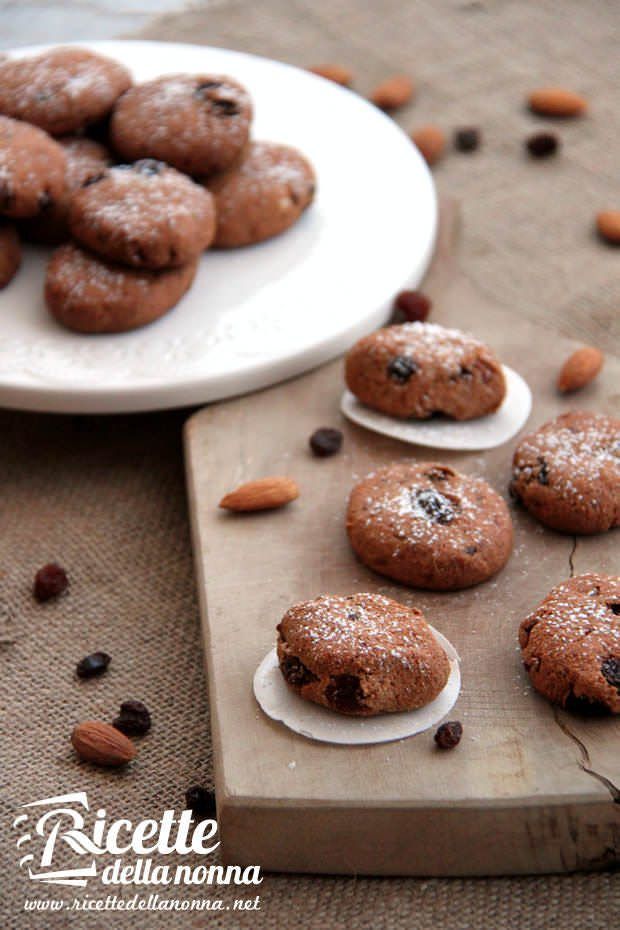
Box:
410, 125, 445, 166
528, 87, 587, 117
371, 75, 414, 110
71, 721, 137, 767
309, 63, 353, 86
557, 346, 604, 393
219, 476, 299, 512
596, 210, 620, 245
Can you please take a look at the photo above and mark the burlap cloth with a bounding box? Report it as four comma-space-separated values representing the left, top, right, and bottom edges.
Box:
1, 1, 618, 927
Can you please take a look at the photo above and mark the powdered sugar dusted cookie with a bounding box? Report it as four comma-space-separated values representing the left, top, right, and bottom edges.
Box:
0, 47, 131, 136
20, 135, 111, 245
207, 141, 316, 247
45, 243, 198, 334
110, 74, 252, 176
520, 573, 620, 714
345, 322, 506, 420
277, 593, 450, 716
0, 115, 66, 218
69, 159, 216, 269
347, 462, 513, 590
510, 410, 620, 534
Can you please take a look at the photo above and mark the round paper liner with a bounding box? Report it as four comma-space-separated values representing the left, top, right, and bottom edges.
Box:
253, 625, 461, 745
341, 364, 531, 451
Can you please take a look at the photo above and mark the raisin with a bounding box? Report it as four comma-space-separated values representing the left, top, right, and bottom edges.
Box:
34, 563, 68, 602
76, 651, 111, 679
601, 658, 620, 693
413, 489, 456, 524
387, 355, 418, 383
325, 674, 365, 712
113, 700, 152, 736
526, 132, 559, 158
394, 290, 432, 322
454, 127, 480, 152
537, 458, 549, 485
185, 785, 216, 818
434, 721, 463, 749
309, 427, 343, 457
280, 655, 317, 688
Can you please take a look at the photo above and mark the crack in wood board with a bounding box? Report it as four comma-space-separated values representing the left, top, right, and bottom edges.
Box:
553, 706, 620, 804
568, 537, 578, 578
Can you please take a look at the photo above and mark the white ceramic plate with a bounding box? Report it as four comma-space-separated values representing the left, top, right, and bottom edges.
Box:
0, 40, 436, 413
341, 365, 532, 451
253, 627, 460, 746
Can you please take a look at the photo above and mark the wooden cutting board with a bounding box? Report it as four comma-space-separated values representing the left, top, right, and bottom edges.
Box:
184, 201, 619, 876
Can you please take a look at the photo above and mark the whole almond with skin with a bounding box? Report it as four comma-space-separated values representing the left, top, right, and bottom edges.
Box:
309, 63, 353, 86
596, 211, 620, 245
371, 75, 414, 110
528, 87, 587, 117
71, 721, 137, 767
219, 476, 299, 512
557, 346, 604, 393
410, 125, 445, 166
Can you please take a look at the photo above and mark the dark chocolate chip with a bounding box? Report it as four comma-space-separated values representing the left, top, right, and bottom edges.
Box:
113, 700, 152, 736
387, 355, 418, 383
607, 603, 620, 616
601, 657, 620, 693
434, 721, 463, 748
34, 562, 68, 602
185, 785, 216, 818
309, 427, 343, 457
76, 651, 111, 679
413, 488, 456, 524
194, 80, 222, 95
325, 674, 365, 713
526, 132, 559, 158
454, 127, 480, 152
211, 98, 240, 116
280, 655, 317, 688
537, 458, 549, 485
465, 545, 478, 555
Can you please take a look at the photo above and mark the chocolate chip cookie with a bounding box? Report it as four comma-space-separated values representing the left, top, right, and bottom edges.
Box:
510, 411, 620, 534
69, 159, 216, 269
520, 573, 620, 714
0, 115, 66, 218
345, 322, 506, 420
0, 222, 21, 288
347, 462, 513, 590
110, 74, 252, 176
206, 141, 315, 247
277, 593, 450, 716
45, 243, 198, 334
0, 47, 131, 135
20, 135, 111, 245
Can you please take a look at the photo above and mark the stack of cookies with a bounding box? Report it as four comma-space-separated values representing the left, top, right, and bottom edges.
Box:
0, 46, 316, 333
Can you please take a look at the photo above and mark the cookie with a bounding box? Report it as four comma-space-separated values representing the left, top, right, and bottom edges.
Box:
0, 47, 131, 136
345, 322, 506, 420
45, 243, 198, 334
510, 411, 620, 535
110, 74, 252, 176
206, 141, 315, 247
347, 462, 513, 590
277, 593, 450, 716
0, 222, 21, 288
69, 159, 216, 269
20, 135, 111, 245
520, 574, 620, 714
0, 116, 66, 218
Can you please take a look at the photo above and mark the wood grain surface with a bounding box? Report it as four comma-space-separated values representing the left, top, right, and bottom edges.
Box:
184, 200, 619, 876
